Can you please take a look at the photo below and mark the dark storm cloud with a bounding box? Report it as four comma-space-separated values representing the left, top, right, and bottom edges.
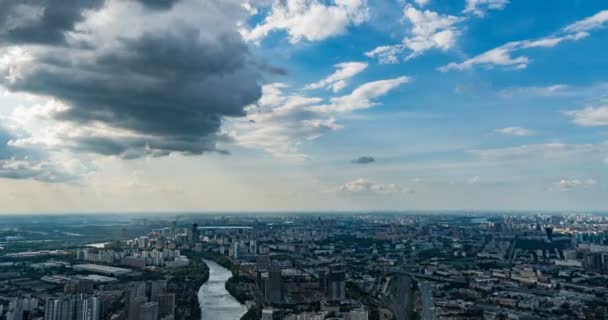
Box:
67, 134, 223, 159
0, 0, 178, 45
0, 160, 77, 183
0, 0, 271, 159
351, 156, 375, 164
0, 0, 104, 45
137, 0, 181, 10
17, 30, 260, 137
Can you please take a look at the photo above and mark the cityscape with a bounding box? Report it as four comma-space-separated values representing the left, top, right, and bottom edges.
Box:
2, 213, 608, 320
1, 0, 608, 320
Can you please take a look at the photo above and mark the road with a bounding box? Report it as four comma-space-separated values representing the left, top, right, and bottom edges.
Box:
388, 276, 412, 320
419, 281, 435, 320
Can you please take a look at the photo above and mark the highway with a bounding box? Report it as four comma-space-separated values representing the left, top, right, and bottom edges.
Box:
419, 281, 435, 320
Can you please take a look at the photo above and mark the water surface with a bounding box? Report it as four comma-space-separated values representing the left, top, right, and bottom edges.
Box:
198, 259, 247, 320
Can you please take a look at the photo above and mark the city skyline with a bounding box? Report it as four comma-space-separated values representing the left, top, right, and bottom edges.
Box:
1, 0, 608, 213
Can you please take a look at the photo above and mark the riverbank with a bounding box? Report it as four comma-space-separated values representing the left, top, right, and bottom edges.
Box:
172, 253, 210, 319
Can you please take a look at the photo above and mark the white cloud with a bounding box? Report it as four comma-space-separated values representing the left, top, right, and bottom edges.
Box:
565, 106, 608, 127
365, 45, 404, 64
366, 5, 462, 63
322, 76, 410, 113
228, 75, 409, 159
467, 176, 481, 184
494, 126, 535, 137
552, 179, 597, 191
499, 84, 570, 97
0, 47, 34, 83
439, 9, 607, 72
243, 0, 369, 43
439, 32, 587, 71
463, 0, 509, 17
563, 10, 608, 33
401, 6, 462, 59
306, 62, 368, 93
470, 142, 597, 160
439, 43, 528, 71
338, 178, 408, 195
500, 83, 608, 100
413, 0, 430, 7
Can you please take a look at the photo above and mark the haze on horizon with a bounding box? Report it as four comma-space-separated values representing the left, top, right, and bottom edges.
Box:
1, 0, 607, 213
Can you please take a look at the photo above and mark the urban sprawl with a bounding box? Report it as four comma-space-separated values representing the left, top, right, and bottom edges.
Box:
1, 213, 608, 320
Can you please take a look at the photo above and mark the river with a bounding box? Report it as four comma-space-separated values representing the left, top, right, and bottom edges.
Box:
198, 259, 247, 320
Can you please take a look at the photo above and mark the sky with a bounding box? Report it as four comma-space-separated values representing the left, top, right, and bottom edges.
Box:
0, 0, 607, 213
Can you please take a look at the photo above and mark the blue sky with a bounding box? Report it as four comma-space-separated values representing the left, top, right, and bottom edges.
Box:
0, 0, 607, 212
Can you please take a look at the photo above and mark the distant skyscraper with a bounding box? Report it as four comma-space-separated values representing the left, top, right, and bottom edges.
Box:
157, 293, 175, 318
268, 264, 283, 304
139, 302, 158, 320
128, 296, 147, 320
260, 272, 269, 301
45, 297, 74, 320
76, 296, 100, 320
233, 242, 240, 259
250, 240, 257, 255
6, 310, 24, 320
131, 282, 147, 299
150, 280, 167, 303
45, 295, 99, 320
190, 223, 199, 243
583, 252, 606, 273
325, 265, 346, 301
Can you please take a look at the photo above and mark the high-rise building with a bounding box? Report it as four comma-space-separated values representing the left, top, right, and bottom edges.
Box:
98, 292, 121, 320
171, 221, 177, 237
232, 242, 240, 259
249, 240, 257, 255
150, 280, 167, 303
45, 297, 75, 320
44, 295, 99, 320
76, 296, 100, 320
127, 282, 146, 301
8, 297, 38, 312
129, 296, 147, 320
6, 310, 24, 320
157, 293, 175, 318
583, 252, 606, 273
325, 265, 346, 301
267, 264, 283, 304
260, 272, 269, 301
190, 224, 199, 243
139, 302, 158, 320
